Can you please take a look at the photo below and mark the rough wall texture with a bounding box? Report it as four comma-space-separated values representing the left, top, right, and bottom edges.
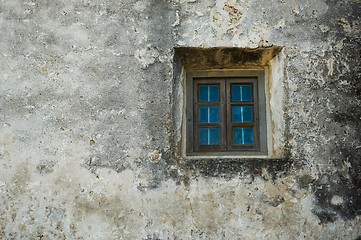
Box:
0, 0, 360, 239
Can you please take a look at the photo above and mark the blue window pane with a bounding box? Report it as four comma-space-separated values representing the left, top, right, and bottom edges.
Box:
199, 106, 219, 123
232, 85, 252, 101
233, 127, 254, 145
232, 106, 253, 123
199, 128, 220, 145
199, 85, 219, 102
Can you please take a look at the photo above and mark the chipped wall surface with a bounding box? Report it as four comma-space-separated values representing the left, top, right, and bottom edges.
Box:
0, 0, 360, 239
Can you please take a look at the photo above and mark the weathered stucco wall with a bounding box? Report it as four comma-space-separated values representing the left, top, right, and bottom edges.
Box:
0, 0, 360, 239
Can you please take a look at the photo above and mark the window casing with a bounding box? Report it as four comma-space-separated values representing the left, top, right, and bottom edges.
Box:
186, 70, 268, 156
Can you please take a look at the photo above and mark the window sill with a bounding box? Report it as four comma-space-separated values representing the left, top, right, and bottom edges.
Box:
185, 154, 269, 160
185, 150, 270, 158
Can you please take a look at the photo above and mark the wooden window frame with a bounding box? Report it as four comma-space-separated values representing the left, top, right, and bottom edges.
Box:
227, 78, 259, 151
193, 79, 226, 152
186, 70, 268, 156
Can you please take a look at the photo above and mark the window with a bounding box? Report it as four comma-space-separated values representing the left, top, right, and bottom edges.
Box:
186, 70, 268, 156
174, 47, 285, 158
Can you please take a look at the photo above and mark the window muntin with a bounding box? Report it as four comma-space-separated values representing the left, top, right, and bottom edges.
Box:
231, 84, 253, 101
199, 128, 220, 145
233, 127, 254, 145
232, 106, 253, 123
199, 106, 219, 123
199, 85, 219, 102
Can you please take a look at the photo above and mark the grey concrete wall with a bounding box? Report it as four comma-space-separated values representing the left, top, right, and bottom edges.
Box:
0, 0, 360, 239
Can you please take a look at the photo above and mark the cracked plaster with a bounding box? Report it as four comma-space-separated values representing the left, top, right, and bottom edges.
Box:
0, 0, 361, 239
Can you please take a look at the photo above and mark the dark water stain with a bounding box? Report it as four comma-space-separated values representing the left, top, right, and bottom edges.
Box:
311, 30, 361, 222
184, 157, 291, 181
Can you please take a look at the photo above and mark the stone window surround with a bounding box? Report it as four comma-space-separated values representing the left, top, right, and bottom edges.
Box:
172, 47, 286, 159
